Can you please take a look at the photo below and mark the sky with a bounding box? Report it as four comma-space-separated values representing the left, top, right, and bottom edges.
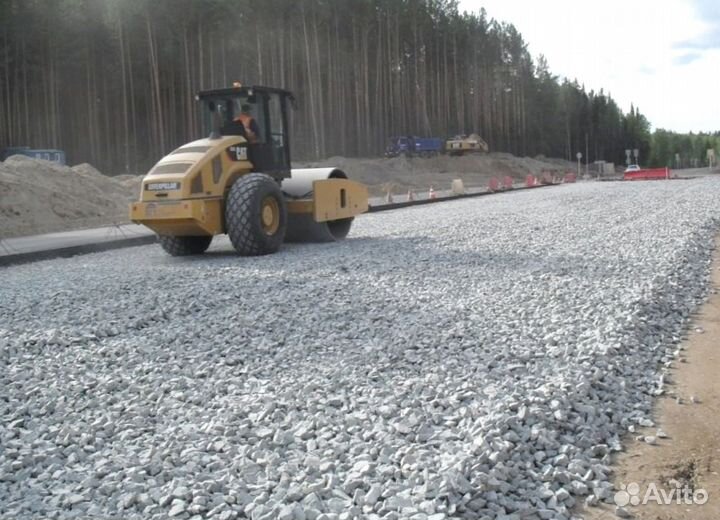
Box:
458, 0, 720, 133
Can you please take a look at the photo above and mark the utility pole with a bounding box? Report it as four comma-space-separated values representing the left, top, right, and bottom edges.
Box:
576, 152, 582, 177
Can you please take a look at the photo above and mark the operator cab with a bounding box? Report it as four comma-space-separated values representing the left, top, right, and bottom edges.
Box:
197, 85, 293, 179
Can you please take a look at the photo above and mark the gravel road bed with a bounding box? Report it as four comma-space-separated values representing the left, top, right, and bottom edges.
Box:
2, 179, 720, 520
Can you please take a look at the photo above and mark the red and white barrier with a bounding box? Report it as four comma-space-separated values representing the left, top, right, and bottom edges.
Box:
503, 176, 514, 190
624, 167, 670, 181
488, 177, 499, 192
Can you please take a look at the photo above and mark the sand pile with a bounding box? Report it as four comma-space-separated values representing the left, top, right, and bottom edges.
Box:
0, 156, 141, 238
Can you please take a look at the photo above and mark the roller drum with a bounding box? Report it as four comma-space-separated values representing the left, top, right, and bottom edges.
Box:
285, 214, 354, 243
282, 168, 355, 243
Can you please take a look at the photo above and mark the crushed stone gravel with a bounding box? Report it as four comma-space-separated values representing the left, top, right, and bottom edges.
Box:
2, 179, 720, 520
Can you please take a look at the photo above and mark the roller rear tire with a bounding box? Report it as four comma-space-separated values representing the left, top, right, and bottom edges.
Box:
225, 173, 287, 256
158, 235, 212, 256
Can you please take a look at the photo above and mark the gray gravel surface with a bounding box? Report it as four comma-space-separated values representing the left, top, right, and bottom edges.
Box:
2, 179, 720, 520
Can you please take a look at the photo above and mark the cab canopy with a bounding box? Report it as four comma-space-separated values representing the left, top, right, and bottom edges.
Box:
197, 85, 294, 177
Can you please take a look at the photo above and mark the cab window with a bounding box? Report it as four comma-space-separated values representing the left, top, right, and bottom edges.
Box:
201, 96, 266, 144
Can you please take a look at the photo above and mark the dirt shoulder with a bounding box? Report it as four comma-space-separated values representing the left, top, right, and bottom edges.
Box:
296, 152, 576, 197
585, 238, 720, 519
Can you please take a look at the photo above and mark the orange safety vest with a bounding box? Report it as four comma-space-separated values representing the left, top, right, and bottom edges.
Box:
234, 113, 257, 143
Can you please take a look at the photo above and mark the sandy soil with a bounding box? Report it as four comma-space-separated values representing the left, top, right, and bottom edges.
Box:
0, 156, 143, 239
584, 238, 720, 519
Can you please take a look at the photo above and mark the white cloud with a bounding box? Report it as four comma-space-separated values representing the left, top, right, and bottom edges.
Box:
458, 0, 720, 132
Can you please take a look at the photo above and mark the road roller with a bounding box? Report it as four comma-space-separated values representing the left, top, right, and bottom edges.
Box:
129, 84, 368, 256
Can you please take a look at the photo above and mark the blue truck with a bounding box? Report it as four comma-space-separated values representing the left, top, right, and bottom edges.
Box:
384, 136, 444, 158
1, 147, 66, 165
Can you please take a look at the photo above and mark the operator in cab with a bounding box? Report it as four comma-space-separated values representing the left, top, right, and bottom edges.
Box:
233, 103, 260, 144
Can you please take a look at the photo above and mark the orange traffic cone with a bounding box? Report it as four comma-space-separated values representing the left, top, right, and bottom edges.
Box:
429, 186, 437, 199
407, 189, 415, 202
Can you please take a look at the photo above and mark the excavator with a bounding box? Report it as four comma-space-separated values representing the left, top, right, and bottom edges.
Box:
445, 133, 489, 156
130, 84, 368, 256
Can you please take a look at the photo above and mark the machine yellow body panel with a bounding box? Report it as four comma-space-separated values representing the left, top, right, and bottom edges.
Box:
131, 135, 255, 236
309, 179, 369, 222
285, 178, 368, 221
138, 136, 252, 204
130, 198, 223, 236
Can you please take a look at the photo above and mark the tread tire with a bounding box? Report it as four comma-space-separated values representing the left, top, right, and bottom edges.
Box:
158, 235, 212, 256
225, 173, 287, 256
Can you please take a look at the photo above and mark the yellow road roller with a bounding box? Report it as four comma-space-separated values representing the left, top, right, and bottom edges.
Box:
130, 85, 368, 256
